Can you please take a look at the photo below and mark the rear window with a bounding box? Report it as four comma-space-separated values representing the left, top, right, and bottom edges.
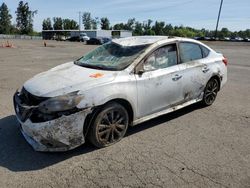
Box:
200, 45, 210, 58
179, 42, 203, 63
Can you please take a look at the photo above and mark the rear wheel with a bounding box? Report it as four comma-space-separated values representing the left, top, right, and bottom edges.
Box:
202, 78, 219, 106
88, 102, 129, 148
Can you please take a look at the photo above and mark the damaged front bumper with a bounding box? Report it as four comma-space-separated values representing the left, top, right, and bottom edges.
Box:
14, 91, 92, 152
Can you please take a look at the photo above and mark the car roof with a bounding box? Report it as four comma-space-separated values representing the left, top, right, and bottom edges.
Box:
112, 36, 201, 47
112, 36, 211, 50
112, 36, 171, 46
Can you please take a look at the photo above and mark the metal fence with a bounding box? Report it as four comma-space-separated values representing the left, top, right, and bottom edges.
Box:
0, 34, 42, 40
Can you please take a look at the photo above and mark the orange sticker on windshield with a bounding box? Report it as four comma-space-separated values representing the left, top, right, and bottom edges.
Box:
89, 73, 104, 78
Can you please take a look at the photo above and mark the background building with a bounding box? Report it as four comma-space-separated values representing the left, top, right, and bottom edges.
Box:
42, 30, 132, 40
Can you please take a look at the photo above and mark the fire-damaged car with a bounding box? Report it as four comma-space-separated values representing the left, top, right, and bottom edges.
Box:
14, 36, 227, 152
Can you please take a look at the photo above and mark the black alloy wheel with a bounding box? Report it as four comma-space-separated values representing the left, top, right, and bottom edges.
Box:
89, 102, 129, 148
202, 78, 219, 106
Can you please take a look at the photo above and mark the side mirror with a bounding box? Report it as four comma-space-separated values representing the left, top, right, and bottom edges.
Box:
134, 63, 145, 76
137, 69, 144, 76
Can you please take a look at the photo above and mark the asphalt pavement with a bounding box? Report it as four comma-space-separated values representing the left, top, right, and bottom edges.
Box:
0, 40, 249, 188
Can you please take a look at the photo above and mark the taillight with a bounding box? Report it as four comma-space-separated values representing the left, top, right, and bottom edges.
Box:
222, 56, 228, 66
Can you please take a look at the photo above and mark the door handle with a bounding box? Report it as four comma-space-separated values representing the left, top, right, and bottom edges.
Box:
202, 65, 210, 73
172, 74, 182, 81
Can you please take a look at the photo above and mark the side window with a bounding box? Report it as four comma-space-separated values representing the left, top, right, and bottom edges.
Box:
143, 44, 177, 71
179, 42, 203, 63
200, 45, 210, 58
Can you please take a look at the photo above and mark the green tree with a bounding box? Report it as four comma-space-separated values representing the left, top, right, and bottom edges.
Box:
145, 29, 155, 35
133, 21, 143, 36
0, 3, 12, 34
15, 1, 37, 34
143, 19, 153, 35
82, 12, 92, 30
218, 27, 230, 39
125, 18, 135, 30
9, 25, 18, 34
152, 21, 165, 35
42, 18, 52, 30
237, 30, 246, 38
63, 19, 78, 30
230, 31, 237, 38
164, 24, 173, 36
171, 27, 196, 38
113, 23, 125, 30
91, 17, 99, 30
53, 17, 63, 30
100, 17, 110, 30
244, 29, 250, 38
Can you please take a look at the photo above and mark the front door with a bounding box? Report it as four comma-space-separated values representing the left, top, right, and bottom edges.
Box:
135, 44, 184, 118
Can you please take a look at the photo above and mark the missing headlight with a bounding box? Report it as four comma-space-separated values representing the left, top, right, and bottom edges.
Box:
30, 107, 81, 123
38, 91, 84, 114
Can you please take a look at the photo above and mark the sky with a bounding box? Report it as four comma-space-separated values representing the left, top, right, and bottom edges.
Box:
1, 0, 250, 32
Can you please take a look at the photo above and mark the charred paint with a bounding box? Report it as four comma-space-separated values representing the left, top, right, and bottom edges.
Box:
14, 36, 227, 152
19, 108, 92, 152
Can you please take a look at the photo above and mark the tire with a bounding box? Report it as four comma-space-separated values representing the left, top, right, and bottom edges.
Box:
88, 102, 129, 148
201, 77, 219, 106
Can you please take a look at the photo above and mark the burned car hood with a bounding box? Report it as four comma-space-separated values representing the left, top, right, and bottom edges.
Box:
24, 62, 117, 97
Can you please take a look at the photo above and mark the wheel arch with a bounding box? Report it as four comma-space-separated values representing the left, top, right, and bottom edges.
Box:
106, 98, 134, 124
83, 98, 134, 137
209, 74, 221, 91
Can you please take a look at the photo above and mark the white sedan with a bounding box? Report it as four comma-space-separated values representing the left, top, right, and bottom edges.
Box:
13, 36, 227, 151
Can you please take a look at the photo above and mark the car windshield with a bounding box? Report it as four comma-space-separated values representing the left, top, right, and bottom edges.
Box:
74, 42, 149, 71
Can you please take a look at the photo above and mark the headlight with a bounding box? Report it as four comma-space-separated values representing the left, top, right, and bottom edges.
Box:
38, 91, 84, 114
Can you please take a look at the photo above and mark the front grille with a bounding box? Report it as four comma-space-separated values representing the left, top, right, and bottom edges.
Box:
14, 88, 49, 122
19, 87, 48, 106
14, 93, 32, 122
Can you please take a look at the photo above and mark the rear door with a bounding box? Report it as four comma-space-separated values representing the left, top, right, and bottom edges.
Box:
135, 43, 183, 118
177, 42, 211, 100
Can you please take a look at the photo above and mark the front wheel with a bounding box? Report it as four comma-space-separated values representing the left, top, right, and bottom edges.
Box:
202, 78, 219, 106
88, 102, 129, 148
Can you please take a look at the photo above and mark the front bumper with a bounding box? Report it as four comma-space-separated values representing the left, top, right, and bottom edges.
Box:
16, 109, 92, 152
13, 91, 92, 152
